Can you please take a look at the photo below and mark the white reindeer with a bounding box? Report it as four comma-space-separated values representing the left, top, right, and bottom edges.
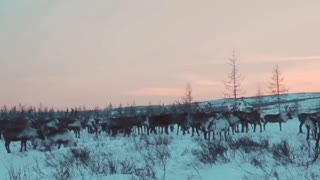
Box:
204, 115, 230, 140
227, 114, 241, 134
66, 119, 82, 138
44, 128, 77, 149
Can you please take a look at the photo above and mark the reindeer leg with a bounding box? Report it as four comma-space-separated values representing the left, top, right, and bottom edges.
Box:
20, 140, 23, 152
153, 127, 157, 134
176, 125, 179, 135
5, 141, 11, 153
212, 131, 215, 140
24, 140, 27, 151
299, 122, 304, 133
279, 122, 282, 131
224, 130, 227, 140
264, 122, 267, 131
241, 123, 244, 133
246, 123, 249, 133
203, 131, 206, 139
196, 128, 200, 136
306, 127, 310, 140
165, 126, 169, 135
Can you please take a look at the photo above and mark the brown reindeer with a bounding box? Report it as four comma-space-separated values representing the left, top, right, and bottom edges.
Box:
102, 115, 146, 137
0, 115, 33, 139
144, 113, 176, 135
171, 112, 189, 135
263, 106, 294, 131
3, 127, 45, 153
232, 110, 248, 133
246, 109, 263, 133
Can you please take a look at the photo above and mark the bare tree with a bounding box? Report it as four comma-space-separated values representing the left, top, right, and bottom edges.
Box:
224, 51, 245, 108
182, 82, 193, 113
269, 65, 288, 113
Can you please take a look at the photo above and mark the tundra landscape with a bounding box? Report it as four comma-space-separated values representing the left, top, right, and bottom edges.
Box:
1, 93, 320, 180
1, 1, 320, 180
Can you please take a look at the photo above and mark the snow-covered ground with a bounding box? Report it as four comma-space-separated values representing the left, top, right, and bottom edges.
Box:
0, 118, 319, 180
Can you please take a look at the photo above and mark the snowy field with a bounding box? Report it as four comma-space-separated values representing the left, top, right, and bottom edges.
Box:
1, 93, 320, 180
0, 117, 319, 180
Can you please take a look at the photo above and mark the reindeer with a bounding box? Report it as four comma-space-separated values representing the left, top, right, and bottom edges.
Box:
170, 112, 189, 135
144, 113, 177, 135
246, 109, 263, 133
0, 115, 34, 139
0, 118, 10, 139
85, 117, 96, 134
263, 106, 294, 131
64, 118, 82, 138
201, 116, 218, 140
232, 110, 249, 133
182, 102, 220, 137
203, 114, 230, 140
32, 117, 60, 135
44, 128, 77, 149
298, 112, 320, 133
102, 115, 146, 137
186, 112, 218, 138
3, 126, 45, 153
82, 110, 103, 136
57, 109, 82, 138
304, 117, 318, 140
225, 112, 241, 134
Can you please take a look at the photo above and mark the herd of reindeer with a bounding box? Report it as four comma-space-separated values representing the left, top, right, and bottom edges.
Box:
0, 102, 320, 154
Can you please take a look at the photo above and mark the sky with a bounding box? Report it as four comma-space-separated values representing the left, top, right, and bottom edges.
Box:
0, 0, 320, 109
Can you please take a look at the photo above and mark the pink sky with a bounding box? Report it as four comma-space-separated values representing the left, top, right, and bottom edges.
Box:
0, 0, 320, 109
